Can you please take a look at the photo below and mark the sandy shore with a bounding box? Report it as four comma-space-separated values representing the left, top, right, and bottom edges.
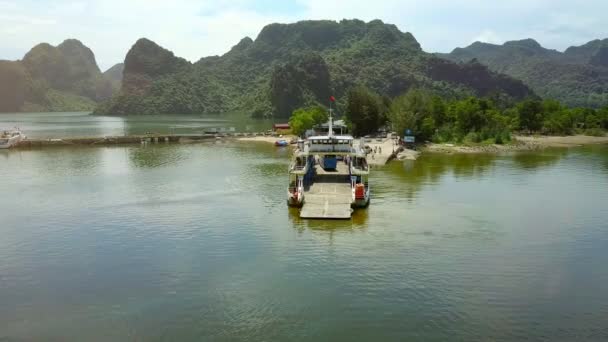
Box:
396, 148, 421, 160
422, 141, 538, 154
422, 134, 608, 154
515, 134, 608, 147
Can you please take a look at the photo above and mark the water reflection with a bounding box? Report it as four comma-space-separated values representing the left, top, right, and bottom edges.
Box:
379, 153, 496, 202
128, 144, 187, 168
19, 146, 104, 176
379, 150, 571, 202
575, 145, 608, 173
511, 149, 568, 170
2, 143, 608, 341
0, 148, 23, 161
288, 207, 369, 232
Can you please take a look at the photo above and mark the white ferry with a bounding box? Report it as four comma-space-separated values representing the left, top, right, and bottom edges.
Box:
287, 108, 370, 218
0, 129, 26, 149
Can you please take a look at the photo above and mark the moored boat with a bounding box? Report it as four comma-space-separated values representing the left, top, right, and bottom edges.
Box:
0, 128, 26, 149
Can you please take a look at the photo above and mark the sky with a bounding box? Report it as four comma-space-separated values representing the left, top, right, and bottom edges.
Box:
1, 0, 607, 71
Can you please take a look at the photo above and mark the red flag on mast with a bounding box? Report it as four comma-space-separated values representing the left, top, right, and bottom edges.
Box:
329, 96, 335, 102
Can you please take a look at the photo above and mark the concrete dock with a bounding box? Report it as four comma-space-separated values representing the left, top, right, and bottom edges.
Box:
364, 138, 401, 165
13, 133, 264, 148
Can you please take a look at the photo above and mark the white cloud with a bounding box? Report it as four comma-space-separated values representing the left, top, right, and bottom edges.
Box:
471, 30, 502, 45
0, 0, 607, 70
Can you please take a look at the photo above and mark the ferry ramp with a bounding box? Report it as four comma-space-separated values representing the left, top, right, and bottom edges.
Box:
300, 177, 353, 220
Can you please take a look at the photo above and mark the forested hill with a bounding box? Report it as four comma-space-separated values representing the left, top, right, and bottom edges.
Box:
0, 39, 120, 112
439, 38, 608, 108
103, 63, 124, 89
96, 19, 533, 117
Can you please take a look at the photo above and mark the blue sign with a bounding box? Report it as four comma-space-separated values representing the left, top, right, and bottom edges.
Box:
405, 129, 412, 135
404, 136, 415, 143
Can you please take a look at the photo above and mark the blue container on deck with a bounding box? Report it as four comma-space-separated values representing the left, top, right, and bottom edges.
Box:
322, 155, 337, 170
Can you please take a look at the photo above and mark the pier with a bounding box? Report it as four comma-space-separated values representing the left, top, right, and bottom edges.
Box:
363, 137, 402, 165
12, 132, 274, 148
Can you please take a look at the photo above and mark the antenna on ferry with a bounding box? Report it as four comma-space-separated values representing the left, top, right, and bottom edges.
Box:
329, 96, 335, 138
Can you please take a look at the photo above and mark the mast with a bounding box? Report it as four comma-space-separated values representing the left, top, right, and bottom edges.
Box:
328, 95, 335, 138
328, 104, 333, 138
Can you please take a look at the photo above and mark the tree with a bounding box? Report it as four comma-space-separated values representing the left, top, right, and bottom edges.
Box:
289, 106, 329, 136
599, 107, 608, 129
429, 95, 447, 127
389, 88, 436, 140
517, 98, 544, 132
346, 86, 382, 136
541, 99, 562, 114
449, 97, 489, 134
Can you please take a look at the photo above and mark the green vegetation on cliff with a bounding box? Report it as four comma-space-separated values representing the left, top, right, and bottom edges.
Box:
96, 19, 533, 117
0, 60, 28, 112
0, 39, 119, 113
439, 38, 608, 108
103, 63, 124, 90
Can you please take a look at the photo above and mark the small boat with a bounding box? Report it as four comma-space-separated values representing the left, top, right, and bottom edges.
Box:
275, 139, 289, 147
0, 128, 26, 149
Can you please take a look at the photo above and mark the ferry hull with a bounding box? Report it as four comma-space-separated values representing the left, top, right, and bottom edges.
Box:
352, 189, 371, 208
287, 192, 304, 207
352, 198, 370, 208
287, 199, 304, 207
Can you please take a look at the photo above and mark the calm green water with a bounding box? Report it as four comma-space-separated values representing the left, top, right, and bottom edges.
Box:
1, 141, 608, 340
0, 112, 272, 139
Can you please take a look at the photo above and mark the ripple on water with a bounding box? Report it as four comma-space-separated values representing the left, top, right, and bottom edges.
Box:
1, 144, 608, 340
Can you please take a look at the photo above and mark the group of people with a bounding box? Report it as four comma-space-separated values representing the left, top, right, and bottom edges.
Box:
368, 146, 382, 159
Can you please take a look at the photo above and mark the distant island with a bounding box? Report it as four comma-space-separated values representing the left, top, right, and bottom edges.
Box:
0, 39, 122, 112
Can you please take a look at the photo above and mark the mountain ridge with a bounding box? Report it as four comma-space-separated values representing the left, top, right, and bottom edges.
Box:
96, 19, 533, 117
3, 23, 607, 114
439, 38, 608, 107
0, 38, 119, 112
103, 63, 124, 88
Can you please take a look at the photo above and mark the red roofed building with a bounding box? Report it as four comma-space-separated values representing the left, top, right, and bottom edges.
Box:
272, 123, 290, 131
